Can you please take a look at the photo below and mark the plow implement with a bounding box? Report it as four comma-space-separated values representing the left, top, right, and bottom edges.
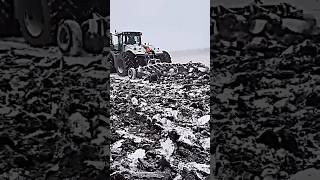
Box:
128, 62, 209, 80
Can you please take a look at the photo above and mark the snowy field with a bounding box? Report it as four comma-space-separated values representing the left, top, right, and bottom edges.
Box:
169, 48, 210, 67
110, 49, 210, 179
0, 39, 110, 179
0, 37, 210, 179
110, 72, 210, 179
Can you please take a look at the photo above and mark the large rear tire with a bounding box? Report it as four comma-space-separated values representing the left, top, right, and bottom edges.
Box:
14, 0, 103, 46
136, 56, 147, 67
106, 52, 116, 73
159, 51, 172, 63
114, 55, 126, 77
124, 51, 136, 69
114, 51, 136, 76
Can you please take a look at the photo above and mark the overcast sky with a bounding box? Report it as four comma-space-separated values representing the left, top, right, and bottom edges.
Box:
111, 0, 210, 51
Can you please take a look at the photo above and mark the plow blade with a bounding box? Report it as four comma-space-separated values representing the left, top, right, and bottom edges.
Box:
129, 62, 209, 80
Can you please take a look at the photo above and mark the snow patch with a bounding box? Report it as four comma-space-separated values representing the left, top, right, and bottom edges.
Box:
157, 138, 175, 160
197, 115, 210, 125
128, 149, 146, 168
111, 139, 125, 153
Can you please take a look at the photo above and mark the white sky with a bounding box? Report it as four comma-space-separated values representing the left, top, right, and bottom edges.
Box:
111, 0, 210, 51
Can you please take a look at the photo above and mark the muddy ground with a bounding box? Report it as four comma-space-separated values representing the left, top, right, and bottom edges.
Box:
0, 39, 110, 179
110, 68, 210, 179
0, 38, 210, 179
211, 49, 320, 180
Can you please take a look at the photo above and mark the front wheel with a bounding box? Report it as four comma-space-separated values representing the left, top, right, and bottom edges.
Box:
128, 68, 137, 79
57, 20, 83, 56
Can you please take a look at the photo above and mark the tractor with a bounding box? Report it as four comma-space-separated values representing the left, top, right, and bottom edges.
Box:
0, 0, 109, 56
108, 31, 172, 77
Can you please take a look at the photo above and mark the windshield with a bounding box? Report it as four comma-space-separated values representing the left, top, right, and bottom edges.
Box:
125, 34, 141, 45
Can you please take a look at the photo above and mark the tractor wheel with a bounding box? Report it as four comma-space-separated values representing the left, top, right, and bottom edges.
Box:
57, 20, 83, 56
114, 51, 136, 76
114, 56, 126, 76
159, 51, 172, 63
107, 53, 116, 73
128, 68, 137, 79
137, 56, 147, 67
124, 51, 136, 69
0, 0, 20, 37
14, 0, 100, 46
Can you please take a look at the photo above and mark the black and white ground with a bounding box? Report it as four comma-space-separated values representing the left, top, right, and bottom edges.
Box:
110, 51, 210, 180
0, 39, 110, 179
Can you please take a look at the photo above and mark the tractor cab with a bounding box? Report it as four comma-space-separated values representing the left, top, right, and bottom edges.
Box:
109, 30, 172, 77
113, 31, 142, 51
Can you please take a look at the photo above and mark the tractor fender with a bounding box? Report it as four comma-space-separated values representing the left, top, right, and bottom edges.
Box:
126, 49, 137, 55
282, 18, 313, 34
126, 49, 145, 56
124, 45, 145, 55
281, 13, 317, 35
249, 12, 282, 35
144, 44, 163, 54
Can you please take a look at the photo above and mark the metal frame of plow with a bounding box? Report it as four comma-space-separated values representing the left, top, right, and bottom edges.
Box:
129, 62, 209, 79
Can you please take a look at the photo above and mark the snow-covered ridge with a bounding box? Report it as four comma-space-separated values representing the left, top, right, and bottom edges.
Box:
169, 48, 210, 67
